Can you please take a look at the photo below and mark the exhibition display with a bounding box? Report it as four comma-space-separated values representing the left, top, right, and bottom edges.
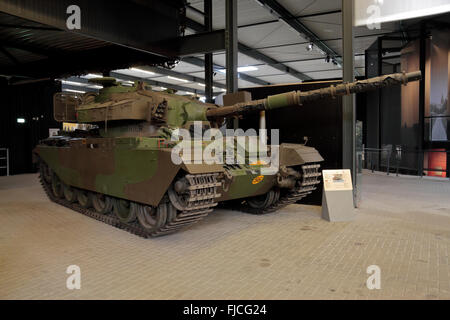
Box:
34, 71, 421, 237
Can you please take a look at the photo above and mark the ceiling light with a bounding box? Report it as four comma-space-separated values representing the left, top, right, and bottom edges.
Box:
17, 118, 26, 124
130, 68, 155, 76
116, 78, 134, 86
197, 83, 205, 87
217, 66, 259, 74
238, 66, 258, 72
81, 73, 102, 79
213, 86, 227, 92
306, 43, 314, 52
61, 80, 86, 86
168, 76, 189, 83
63, 88, 86, 94
160, 87, 167, 90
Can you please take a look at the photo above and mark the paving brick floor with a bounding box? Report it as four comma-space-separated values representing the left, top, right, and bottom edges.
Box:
0, 171, 449, 299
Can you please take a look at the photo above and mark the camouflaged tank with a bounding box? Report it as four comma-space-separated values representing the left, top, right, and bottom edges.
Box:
34, 71, 421, 237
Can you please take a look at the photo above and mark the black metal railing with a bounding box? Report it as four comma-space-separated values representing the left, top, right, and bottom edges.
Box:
363, 146, 449, 179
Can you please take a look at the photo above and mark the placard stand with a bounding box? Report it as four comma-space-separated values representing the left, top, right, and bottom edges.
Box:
321, 169, 355, 222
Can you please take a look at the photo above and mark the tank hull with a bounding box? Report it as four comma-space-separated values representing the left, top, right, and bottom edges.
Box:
34, 135, 323, 237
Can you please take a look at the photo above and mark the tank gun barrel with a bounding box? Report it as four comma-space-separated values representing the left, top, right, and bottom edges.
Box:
206, 71, 422, 119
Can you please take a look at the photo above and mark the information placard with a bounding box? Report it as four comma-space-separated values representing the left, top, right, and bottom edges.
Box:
323, 170, 353, 191
321, 169, 355, 222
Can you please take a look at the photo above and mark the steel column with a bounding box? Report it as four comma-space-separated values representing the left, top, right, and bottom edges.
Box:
204, 0, 214, 103
418, 23, 426, 176
226, 0, 238, 128
226, 0, 238, 94
342, 0, 356, 198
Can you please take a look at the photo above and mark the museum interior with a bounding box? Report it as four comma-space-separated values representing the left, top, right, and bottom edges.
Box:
0, 0, 449, 300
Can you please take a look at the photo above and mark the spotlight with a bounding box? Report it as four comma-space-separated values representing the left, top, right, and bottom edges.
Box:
306, 43, 314, 52
325, 55, 331, 63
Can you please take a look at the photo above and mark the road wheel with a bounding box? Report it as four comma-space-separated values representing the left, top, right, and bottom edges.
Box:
51, 174, 64, 198
40, 162, 52, 184
166, 202, 177, 224
114, 199, 138, 223
137, 202, 167, 231
91, 193, 113, 214
77, 190, 92, 208
246, 190, 276, 210
63, 184, 77, 203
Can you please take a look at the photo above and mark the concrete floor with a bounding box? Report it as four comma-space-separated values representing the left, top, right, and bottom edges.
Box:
0, 171, 449, 300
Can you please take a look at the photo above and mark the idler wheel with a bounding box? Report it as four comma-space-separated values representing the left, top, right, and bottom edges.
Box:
91, 193, 113, 214
51, 174, 64, 198
246, 190, 276, 209
137, 202, 167, 231
114, 199, 138, 223
40, 162, 52, 184
168, 185, 189, 211
63, 184, 77, 203
77, 190, 92, 208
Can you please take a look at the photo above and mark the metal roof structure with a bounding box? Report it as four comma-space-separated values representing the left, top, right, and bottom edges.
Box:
0, 0, 445, 97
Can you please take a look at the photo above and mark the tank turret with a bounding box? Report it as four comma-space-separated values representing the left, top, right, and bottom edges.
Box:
54, 71, 421, 136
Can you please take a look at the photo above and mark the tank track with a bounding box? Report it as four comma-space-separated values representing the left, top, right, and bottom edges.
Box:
39, 164, 220, 238
224, 164, 321, 215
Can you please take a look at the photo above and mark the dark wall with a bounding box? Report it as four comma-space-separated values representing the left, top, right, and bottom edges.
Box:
380, 86, 402, 147
240, 81, 345, 205
0, 80, 60, 175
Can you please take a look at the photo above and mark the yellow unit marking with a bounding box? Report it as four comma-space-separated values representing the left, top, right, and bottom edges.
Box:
252, 175, 264, 185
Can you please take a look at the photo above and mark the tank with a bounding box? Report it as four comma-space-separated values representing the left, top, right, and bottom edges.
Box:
33, 71, 422, 237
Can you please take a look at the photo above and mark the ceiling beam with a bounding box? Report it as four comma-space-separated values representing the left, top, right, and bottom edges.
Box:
185, 17, 312, 81
237, 42, 310, 80
235, 9, 342, 29
110, 72, 222, 96
0, 45, 170, 79
172, 30, 226, 56
186, 6, 341, 29
257, 0, 360, 76
138, 65, 226, 89
249, 31, 402, 51
182, 56, 269, 86
0, 46, 20, 65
